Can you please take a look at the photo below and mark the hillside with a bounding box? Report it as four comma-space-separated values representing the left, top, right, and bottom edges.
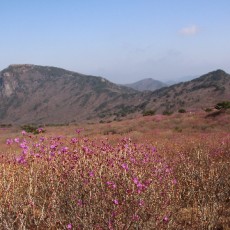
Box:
0, 64, 143, 124
0, 65, 229, 124
144, 69, 230, 113
124, 78, 167, 91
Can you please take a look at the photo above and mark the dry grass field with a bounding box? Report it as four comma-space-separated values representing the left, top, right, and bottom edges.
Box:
0, 110, 229, 229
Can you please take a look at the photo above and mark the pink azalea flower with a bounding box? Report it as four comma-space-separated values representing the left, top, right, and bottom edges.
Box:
133, 177, 139, 184
20, 141, 28, 150
50, 144, 57, 150
67, 223, 72, 229
163, 216, 169, 222
14, 138, 20, 143
172, 179, 177, 184
139, 199, 144, 206
106, 181, 116, 189
77, 199, 83, 206
132, 214, 140, 221
121, 163, 128, 171
71, 138, 78, 144
61, 146, 69, 153
113, 199, 119, 205
21, 130, 27, 135
6, 138, 13, 145
16, 155, 26, 164
89, 171, 94, 177
40, 137, 45, 142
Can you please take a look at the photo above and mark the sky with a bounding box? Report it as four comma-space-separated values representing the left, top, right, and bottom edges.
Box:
0, 0, 230, 83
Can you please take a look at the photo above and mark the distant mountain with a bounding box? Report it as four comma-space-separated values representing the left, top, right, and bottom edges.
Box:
0, 65, 229, 124
124, 78, 167, 91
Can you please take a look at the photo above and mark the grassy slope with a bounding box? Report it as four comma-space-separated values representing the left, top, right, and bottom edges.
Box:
0, 111, 229, 229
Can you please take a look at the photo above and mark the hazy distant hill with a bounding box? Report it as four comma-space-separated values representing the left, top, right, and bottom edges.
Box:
124, 78, 167, 91
166, 75, 197, 86
0, 65, 229, 124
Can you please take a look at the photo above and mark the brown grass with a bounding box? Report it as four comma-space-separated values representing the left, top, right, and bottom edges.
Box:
0, 111, 229, 229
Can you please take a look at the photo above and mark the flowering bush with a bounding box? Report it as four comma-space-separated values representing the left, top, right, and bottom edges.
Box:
1, 130, 230, 229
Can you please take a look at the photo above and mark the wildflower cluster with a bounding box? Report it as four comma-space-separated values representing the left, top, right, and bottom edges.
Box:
1, 131, 230, 229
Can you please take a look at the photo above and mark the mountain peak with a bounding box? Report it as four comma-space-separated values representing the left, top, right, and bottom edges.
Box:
212, 69, 226, 74
205, 69, 228, 78
9, 64, 34, 68
7, 64, 35, 71
190, 69, 229, 84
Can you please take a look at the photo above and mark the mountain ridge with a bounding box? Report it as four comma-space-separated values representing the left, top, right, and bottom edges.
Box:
144, 69, 230, 113
0, 64, 141, 124
0, 64, 229, 124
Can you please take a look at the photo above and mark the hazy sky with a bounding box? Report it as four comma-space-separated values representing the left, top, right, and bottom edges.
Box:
0, 0, 230, 83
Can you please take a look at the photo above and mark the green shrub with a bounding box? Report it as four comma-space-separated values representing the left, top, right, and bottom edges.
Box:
21, 125, 45, 135
0, 124, 12, 128
215, 101, 230, 110
163, 110, 173, 116
174, 126, 182, 132
178, 109, 186, 113
142, 110, 155, 116
204, 108, 212, 112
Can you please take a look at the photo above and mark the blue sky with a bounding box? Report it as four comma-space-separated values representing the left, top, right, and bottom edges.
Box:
0, 0, 230, 83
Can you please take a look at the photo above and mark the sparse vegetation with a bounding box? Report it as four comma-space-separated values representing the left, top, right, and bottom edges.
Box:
215, 101, 230, 110
163, 110, 173, 115
0, 123, 12, 128
178, 108, 186, 113
204, 108, 213, 112
21, 125, 46, 135
174, 126, 182, 132
142, 110, 155, 116
0, 112, 229, 229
